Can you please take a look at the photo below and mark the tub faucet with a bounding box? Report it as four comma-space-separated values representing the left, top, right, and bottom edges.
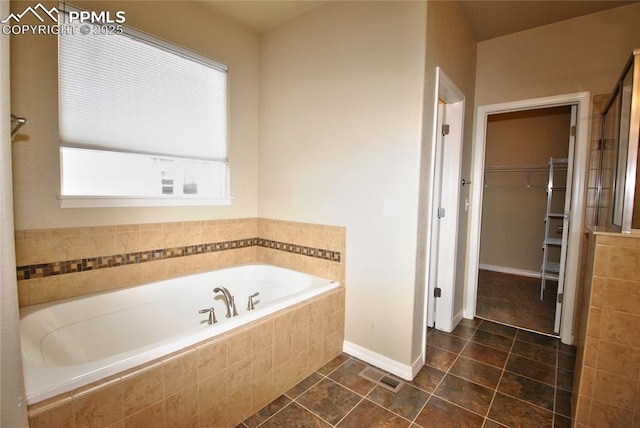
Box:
199, 307, 217, 325
213, 286, 238, 318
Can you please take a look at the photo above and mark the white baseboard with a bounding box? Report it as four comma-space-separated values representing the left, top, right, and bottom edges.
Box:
453, 309, 464, 328
479, 263, 540, 279
342, 341, 419, 381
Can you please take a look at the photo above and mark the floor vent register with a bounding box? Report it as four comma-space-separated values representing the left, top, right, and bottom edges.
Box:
358, 367, 405, 393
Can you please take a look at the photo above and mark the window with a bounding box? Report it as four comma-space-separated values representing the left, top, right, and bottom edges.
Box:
58, 6, 230, 207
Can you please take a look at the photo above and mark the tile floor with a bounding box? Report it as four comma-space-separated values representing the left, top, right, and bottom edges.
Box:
476, 270, 558, 334
238, 318, 575, 427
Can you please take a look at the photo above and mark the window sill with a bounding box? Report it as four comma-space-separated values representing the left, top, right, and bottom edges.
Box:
59, 195, 233, 208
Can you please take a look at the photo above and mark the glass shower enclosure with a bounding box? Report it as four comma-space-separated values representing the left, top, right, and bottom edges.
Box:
598, 49, 640, 232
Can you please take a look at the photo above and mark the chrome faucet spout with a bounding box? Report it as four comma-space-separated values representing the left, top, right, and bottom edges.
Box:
213, 286, 238, 318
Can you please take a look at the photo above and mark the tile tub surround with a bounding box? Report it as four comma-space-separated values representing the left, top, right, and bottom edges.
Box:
15, 218, 346, 306
26, 286, 346, 428
573, 231, 640, 427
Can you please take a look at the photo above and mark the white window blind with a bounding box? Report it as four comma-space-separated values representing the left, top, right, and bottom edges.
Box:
58, 8, 230, 206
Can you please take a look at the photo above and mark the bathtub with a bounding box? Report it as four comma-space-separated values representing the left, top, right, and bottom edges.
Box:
20, 263, 340, 404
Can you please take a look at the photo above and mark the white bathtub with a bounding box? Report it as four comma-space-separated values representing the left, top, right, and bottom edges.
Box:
20, 263, 339, 404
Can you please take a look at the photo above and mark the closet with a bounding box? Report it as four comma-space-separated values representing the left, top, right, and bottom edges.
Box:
477, 106, 573, 335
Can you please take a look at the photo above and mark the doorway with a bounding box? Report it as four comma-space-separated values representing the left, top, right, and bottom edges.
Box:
425, 67, 465, 334
476, 106, 574, 335
465, 92, 590, 344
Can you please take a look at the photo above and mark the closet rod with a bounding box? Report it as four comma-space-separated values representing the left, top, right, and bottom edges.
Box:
484, 163, 567, 173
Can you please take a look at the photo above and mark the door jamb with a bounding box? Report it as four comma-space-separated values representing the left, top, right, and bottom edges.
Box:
422, 67, 465, 356
465, 92, 590, 344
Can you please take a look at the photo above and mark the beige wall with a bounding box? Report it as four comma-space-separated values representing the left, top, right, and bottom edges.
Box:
475, 3, 640, 107
259, 1, 426, 367
1, 1, 28, 425
480, 107, 571, 272
417, 0, 476, 349
10, 1, 260, 230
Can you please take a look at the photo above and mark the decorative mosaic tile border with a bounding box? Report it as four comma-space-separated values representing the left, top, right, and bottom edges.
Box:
16, 238, 341, 280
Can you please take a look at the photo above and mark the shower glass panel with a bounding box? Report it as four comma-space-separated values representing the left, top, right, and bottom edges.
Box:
600, 49, 640, 232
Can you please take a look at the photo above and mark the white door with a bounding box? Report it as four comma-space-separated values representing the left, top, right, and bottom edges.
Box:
554, 104, 577, 333
427, 68, 465, 333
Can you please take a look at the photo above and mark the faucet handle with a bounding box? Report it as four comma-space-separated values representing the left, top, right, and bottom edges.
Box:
247, 292, 260, 311
199, 307, 216, 325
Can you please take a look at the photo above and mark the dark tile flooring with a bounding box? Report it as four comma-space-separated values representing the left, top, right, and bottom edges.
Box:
476, 270, 558, 334
239, 318, 576, 427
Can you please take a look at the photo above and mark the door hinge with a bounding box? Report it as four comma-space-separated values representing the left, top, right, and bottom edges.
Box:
434, 287, 442, 298
442, 124, 450, 136
570, 125, 576, 137
437, 207, 445, 218
557, 293, 563, 304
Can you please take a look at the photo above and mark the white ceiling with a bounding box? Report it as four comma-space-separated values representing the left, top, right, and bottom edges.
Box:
198, 0, 636, 40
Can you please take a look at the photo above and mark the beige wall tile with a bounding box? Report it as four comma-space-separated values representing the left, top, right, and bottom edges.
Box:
121, 363, 163, 416
201, 221, 219, 243
308, 297, 324, 326
198, 400, 229, 428
227, 385, 252, 426
589, 398, 634, 427
251, 371, 275, 410
163, 349, 198, 398
87, 231, 116, 258
227, 327, 252, 365
307, 342, 323, 372
252, 346, 273, 380
323, 329, 344, 362
174, 416, 200, 428
309, 322, 323, 347
291, 304, 309, 334
197, 338, 227, 380
273, 311, 293, 344
123, 401, 164, 428
273, 337, 292, 368
198, 369, 227, 412
599, 235, 640, 248
164, 385, 198, 428
28, 400, 74, 428
272, 361, 293, 396
252, 319, 274, 354
291, 330, 309, 353
292, 350, 308, 381
592, 371, 637, 410
594, 245, 610, 277
140, 224, 163, 251
591, 276, 607, 308
228, 356, 251, 395
182, 221, 202, 246
605, 278, 640, 315
296, 226, 313, 247
163, 222, 184, 249
608, 246, 640, 282
596, 341, 640, 380
574, 394, 591, 425
18, 281, 28, 306
583, 337, 600, 367
115, 230, 142, 254
601, 310, 640, 347
587, 307, 602, 338
579, 366, 595, 397
325, 229, 342, 252
72, 381, 123, 428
